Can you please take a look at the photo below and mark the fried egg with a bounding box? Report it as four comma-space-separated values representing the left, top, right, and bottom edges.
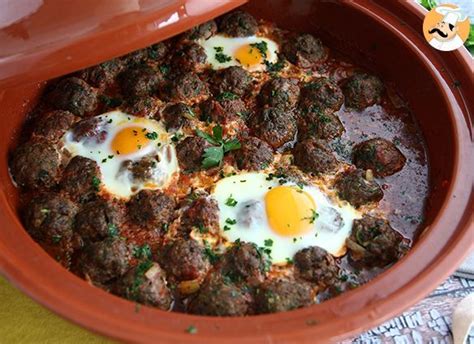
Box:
199, 35, 279, 72
212, 172, 361, 264
63, 111, 178, 199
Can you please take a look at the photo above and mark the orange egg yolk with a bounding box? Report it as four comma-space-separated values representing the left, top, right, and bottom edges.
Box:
265, 186, 316, 236
111, 126, 150, 155
234, 44, 268, 68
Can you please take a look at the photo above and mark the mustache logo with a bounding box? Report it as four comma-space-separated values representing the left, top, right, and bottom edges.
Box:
428, 28, 448, 38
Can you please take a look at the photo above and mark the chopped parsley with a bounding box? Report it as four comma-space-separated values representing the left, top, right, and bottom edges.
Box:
265, 58, 285, 73
145, 131, 158, 140
52, 235, 62, 244
171, 132, 184, 142
225, 218, 237, 225
203, 241, 219, 264
250, 41, 268, 58
223, 225, 232, 231
108, 223, 119, 237
214, 46, 232, 63
285, 257, 294, 264
197, 223, 208, 233
159, 64, 170, 75
186, 325, 198, 334
303, 209, 319, 224
195, 124, 241, 168
225, 195, 238, 207
216, 91, 239, 101
133, 244, 152, 259
264, 238, 273, 247
91, 176, 101, 191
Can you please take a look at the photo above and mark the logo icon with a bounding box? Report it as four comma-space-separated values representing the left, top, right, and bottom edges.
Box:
423, 4, 470, 52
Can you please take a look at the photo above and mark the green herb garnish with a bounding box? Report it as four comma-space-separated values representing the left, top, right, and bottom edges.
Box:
250, 41, 268, 58
216, 91, 239, 101
108, 223, 119, 238
186, 325, 198, 334
225, 195, 238, 207
195, 124, 241, 168
91, 176, 101, 191
133, 244, 152, 259
303, 209, 319, 224
145, 131, 158, 140
225, 218, 237, 225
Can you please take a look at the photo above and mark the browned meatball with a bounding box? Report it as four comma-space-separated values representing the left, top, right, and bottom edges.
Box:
294, 247, 339, 287
219, 11, 258, 37
74, 199, 123, 242
23, 192, 78, 244
209, 66, 252, 97
249, 107, 297, 149
118, 65, 163, 99
120, 155, 160, 183
181, 20, 217, 40
128, 190, 176, 231
352, 138, 406, 177
76, 59, 124, 88
115, 262, 172, 309
283, 34, 327, 68
297, 110, 345, 140
175, 136, 211, 172
79, 238, 130, 284
233, 136, 273, 171
258, 77, 300, 111
161, 103, 195, 131
60, 156, 101, 203
335, 169, 383, 207
342, 73, 384, 109
180, 196, 220, 234
293, 138, 338, 174
171, 43, 207, 72
160, 238, 210, 281
164, 72, 208, 102
47, 77, 98, 116
200, 98, 247, 123
123, 96, 159, 117
188, 273, 253, 316
219, 242, 267, 286
347, 216, 404, 267
10, 139, 61, 189
32, 110, 78, 142
299, 78, 344, 113
255, 279, 314, 314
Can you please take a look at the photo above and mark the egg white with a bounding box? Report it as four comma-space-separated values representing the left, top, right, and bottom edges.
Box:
199, 35, 279, 72
212, 172, 361, 264
63, 111, 178, 199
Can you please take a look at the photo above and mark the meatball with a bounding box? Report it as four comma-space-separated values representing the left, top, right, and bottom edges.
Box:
74, 199, 123, 242
255, 279, 314, 314
249, 107, 297, 149
118, 65, 162, 99
299, 78, 344, 113
219, 11, 258, 37
188, 273, 253, 316
352, 138, 406, 177
121, 156, 160, 183
233, 136, 273, 171
47, 77, 98, 116
171, 43, 207, 71
23, 193, 78, 244
164, 72, 208, 101
32, 110, 78, 142
335, 169, 383, 207
175, 136, 211, 172
294, 247, 339, 287
10, 139, 61, 189
181, 20, 217, 40
342, 73, 384, 109
219, 242, 267, 286
293, 138, 338, 174
76, 59, 124, 88
60, 156, 101, 203
283, 34, 327, 68
128, 190, 176, 231
209, 66, 252, 97
160, 238, 209, 281
180, 196, 220, 234
147, 42, 169, 62
347, 216, 403, 267
70, 117, 107, 145
79, 238, 130, 284
115, 262, 172, 309
258, 77, 300, 111
200, 98, 247, 123
297, 110, 345, 140
161, 103, 194, 131
123, 96, 158, 117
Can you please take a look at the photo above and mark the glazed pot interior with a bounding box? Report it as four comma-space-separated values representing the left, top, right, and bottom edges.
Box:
0, 1, 472, 342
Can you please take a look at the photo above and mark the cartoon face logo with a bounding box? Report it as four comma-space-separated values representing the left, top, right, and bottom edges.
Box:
423, 5, 470, 52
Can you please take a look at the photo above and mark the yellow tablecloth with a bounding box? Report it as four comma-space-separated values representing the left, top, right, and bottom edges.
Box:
0, 276, 110, 344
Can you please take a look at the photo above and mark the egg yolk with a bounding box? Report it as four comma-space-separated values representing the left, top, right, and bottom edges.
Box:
265, 186, 316, 236
111, 126, 150, 155
234, 44, 268, 68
